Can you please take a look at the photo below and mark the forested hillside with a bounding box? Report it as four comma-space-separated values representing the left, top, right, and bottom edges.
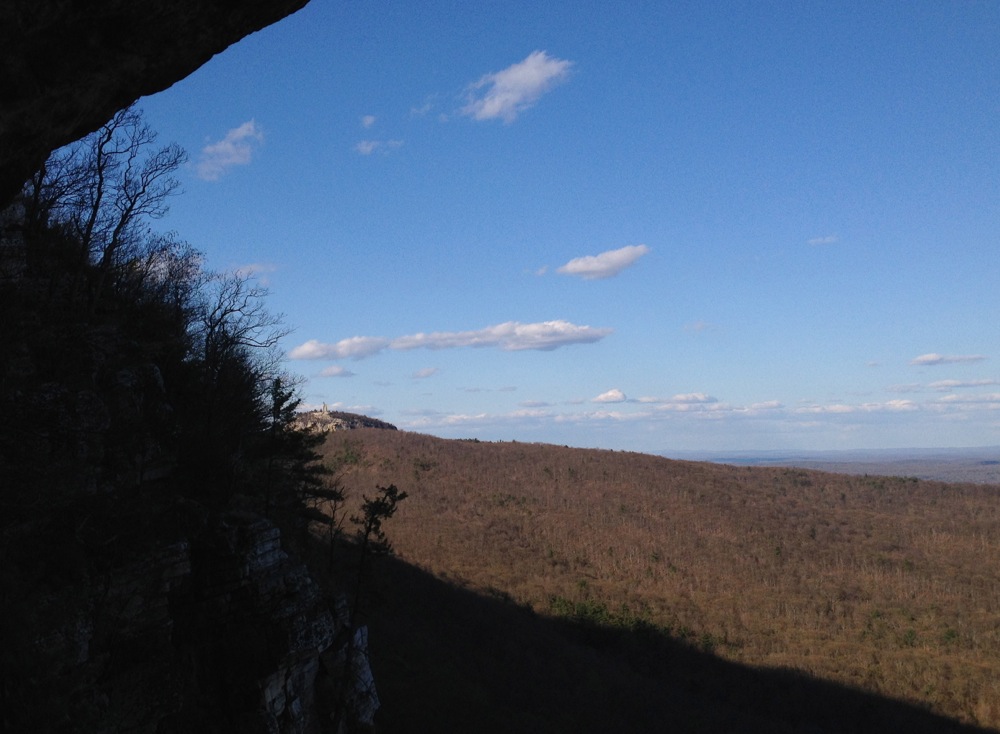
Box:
323, 428, 1000, 731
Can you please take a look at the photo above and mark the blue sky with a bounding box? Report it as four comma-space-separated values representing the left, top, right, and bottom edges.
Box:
138, 0, 999, 452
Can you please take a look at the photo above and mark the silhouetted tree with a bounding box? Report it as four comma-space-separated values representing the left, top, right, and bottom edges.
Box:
19, 105, 186, 311
1, 107, 318, 513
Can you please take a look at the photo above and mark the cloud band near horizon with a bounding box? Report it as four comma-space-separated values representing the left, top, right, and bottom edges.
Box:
910, 353, 987, 366
289, 319, 612, 360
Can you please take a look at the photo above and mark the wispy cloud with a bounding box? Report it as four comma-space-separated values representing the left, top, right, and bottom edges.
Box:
410, 95, 440, 118
807, 234, 838, 246
684, 320, 716, 333
794, 400, 918, 414
354, 139, 404, 156
557, 244, 650, 280
910, 353, 987, 366
196, 121, 263, 181
635, 392, 718, 406
462, 50, 573, 123
390, 321, 610, 352
654, 393, 723, 412
929, 378, 999, 390
290, 320, 612, 361
361, 115, 377, 128
320, 365, 355, 378
234, 262, 277, 285
413, 367, 439, 379
932, 393, 1000, 408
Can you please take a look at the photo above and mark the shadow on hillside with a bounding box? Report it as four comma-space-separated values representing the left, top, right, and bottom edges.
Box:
354, 551, 994, 734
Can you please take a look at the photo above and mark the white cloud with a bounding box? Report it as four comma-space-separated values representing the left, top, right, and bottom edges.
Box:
807, 234, 838, 246
320, 365, 355, 378
289, 336, 391, 360
593, 388, 627, 403
413, 367, 439, 379
390, 320, 612, 352
462, 50, 573, 123
290, 320, 611, 361
910, 353, 987, 366
361, 115, 377, 128
354, 139, 404, 156
671, 392, 717, 404
196, 121, 264, 181
557, 244, 650, 280
646, 393, 724, 413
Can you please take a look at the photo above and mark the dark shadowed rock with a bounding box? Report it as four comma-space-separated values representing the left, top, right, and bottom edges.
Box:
0, 0, 310, 205
3, 498, 368, 732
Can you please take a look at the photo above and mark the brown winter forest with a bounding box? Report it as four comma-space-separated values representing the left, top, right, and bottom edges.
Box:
315, 427, 1000, 732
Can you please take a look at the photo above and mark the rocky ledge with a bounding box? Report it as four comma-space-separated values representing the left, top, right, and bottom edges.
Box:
294, 410, 398, 434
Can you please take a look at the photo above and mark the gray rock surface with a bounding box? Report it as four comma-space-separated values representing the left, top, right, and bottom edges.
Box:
294, 409, 398, 434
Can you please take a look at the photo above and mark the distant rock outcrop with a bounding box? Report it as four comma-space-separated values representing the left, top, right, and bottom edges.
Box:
0, 0, 310, 206
294, 409, 398, 434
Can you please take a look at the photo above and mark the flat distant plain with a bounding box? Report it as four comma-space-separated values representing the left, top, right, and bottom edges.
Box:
670, 447, 1000, 485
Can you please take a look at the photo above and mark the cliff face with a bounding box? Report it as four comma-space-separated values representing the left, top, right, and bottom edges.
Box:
0, 0, 309, 205
4, 498, 373, 732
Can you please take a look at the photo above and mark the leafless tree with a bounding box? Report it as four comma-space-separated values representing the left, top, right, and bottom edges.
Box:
21, 105, 186, 305
194, 270, 291, 385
